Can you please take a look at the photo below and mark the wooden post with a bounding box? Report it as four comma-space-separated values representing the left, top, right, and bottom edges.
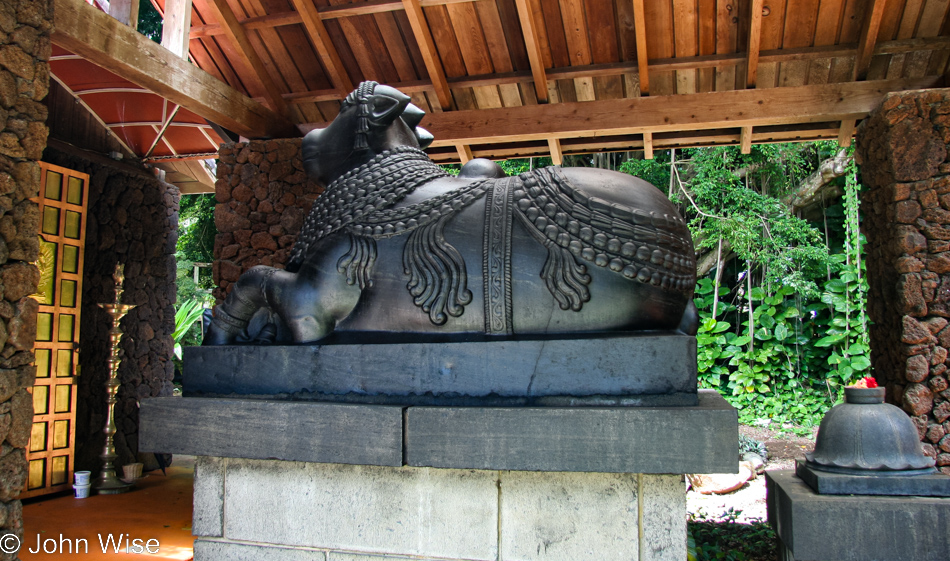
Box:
162, 0, 193, 58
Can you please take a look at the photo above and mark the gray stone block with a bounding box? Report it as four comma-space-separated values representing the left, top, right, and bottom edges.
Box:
329, 553, 458, 561
194, 540, 327, 560
500, 470, 640, 561
767, 470, 950, 561
193, 457, 226, 537
222, 459, 499, 560
183, 334, 697, 406
795, 460, 950, 496
639, 474, 686, 561
405, 390, 738, 473
139, 397, 403, 466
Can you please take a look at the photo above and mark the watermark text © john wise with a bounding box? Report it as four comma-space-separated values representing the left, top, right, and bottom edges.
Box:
1, 532, 161, 554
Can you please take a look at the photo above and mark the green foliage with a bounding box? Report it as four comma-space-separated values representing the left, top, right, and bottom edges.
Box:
626, 142, 869, 427
175, 194, 216, 354
689, 510, 777, 561
738, 435, 767, 460
174, 299, 206, 359
138, 0, 163, 43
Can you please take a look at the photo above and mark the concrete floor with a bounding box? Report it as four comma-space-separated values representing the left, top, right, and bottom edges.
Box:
20, 457, 195, 560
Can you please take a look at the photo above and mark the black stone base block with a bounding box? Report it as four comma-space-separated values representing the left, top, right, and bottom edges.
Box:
182, 333, 697, 406
767, 470, 950, 561
795, 460, 950, 497
140, 390, 738, 474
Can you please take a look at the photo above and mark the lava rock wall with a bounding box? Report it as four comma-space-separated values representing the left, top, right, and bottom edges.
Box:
0, 0, 51, 551
213, 139, 323, 302
857, 88, 950, 474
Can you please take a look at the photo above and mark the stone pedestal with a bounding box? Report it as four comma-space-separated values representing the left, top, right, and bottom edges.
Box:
766, 470, 950, 561
141, 390, 738, 561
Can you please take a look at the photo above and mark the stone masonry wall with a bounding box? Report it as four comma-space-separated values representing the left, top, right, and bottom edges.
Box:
41, 148, 179, 475
856, 88, 950, 474
213, 139, 323, 303
0, 0, 51, 552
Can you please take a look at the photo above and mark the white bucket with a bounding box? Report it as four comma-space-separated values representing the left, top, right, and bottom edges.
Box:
74, 471, 91, 486
73, 484, 91, 499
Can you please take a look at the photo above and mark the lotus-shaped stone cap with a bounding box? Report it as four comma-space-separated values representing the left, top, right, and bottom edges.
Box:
806, 387, 936, 473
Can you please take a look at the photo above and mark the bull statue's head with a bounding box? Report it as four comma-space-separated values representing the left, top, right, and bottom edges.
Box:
302, 81, 434, 187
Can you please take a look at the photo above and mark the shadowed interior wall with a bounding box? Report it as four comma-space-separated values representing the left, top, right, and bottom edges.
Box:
857, 88, 950, 474
40, 147, 179, 475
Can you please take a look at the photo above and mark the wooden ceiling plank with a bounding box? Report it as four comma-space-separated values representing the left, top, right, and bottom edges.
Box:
336, 16, 388, 82
918, 0, 950, 37
473, 85, 503, 108
52, 0, 296, 138
446, 2, 494, 75
547, 137, 563, 164
746, 0, 764, 87
245, 0, 326, 92
475, 0, 515, 73
560, 0, 592, 67
642, 131, 653, 159
290, 0, 356, 96
202, 0, 290, 114
837, 118, 856, 147
740, 125, 753, 153
854, 0, 888, 79
498, 83, 523, 106
413, 77, 941, 145
514, 0, 549, 102
376, 12, 420, 82
673, 0, 699, 94
814, 0, 846, 46
632, 0, 650, 94
402, 0, 453, 109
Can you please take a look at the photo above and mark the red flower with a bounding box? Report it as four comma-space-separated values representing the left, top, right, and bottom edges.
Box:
864, 376, 878, 388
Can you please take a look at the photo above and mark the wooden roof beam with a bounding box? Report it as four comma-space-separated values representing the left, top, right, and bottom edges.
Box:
746, 0, 763, 88
854, 0, 887, 81
456, 144, 473, 163
289, 0, 355, 97
202, 0, 290, 116
401, 0, 453, 110
740, 126, 752, 154
632, 0, 649, 95
514, 0, 549, 103
52, 0, 297, 139
411, 78, 941, 146
642, 131, 653, 159
161, 0, 193, 58
837, 119, 856, 148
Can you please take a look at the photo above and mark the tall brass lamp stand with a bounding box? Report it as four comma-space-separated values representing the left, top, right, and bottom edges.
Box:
93, 265, 135, 495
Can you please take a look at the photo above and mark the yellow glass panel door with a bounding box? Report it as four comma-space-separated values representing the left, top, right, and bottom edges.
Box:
23, 163, 88, 498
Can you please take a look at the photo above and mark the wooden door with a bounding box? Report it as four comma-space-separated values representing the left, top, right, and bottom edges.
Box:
22, 163, 89, 498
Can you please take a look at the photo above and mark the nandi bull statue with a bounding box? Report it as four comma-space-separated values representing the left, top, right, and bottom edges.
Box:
204, 82, 697, 345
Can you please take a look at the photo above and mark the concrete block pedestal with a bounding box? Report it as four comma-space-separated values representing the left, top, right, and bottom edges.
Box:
141, 391, 739, 561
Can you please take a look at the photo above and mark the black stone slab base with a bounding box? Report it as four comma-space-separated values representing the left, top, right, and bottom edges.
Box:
182, 333, 697, 406
767, 470, 950, 561
140, 390, 738, 474
795, 460, 950, 497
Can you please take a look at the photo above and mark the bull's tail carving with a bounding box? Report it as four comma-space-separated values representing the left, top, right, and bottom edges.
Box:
403, 214, 473, 325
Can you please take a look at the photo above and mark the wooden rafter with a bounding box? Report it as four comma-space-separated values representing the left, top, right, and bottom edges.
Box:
161, 0, 193, 58
402, 0, 453, 110
547, 138, 562, 164
289, 0, 355, 96
642, 131, 653, 159
52, 0, 296, 139
514, 0, 548, 103
853, 0, 888, 81
409, 78, 941, 146
632, 0, 649, 95
746, 0, 763, 88
739, 126, 752, 154
837, 119, 857, 148
202, 0, 289, 115
455, 144, 473, 163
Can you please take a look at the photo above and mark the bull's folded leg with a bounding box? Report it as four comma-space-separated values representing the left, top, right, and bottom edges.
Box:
203, 266, 275, 345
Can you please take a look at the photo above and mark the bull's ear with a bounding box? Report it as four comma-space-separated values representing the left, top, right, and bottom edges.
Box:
368, 91, 410, 127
